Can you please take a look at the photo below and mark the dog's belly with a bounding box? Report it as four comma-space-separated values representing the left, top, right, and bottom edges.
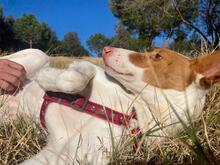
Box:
45, 102, 124, 162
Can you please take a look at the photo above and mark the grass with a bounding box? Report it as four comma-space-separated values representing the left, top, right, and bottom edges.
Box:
0, 117, 47, 165
0, 56, 220, 164
50, 56, 103, 68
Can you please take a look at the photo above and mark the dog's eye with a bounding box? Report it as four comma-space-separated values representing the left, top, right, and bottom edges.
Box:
150, 53, 163, 61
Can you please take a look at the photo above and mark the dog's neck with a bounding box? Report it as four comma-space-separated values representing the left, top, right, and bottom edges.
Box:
134, 82, 208, 133
81, 68, 136, 114
84, 67, 209, 134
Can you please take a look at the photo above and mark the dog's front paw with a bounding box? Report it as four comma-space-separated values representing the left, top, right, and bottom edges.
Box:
55, 70, 90, 93
68, 61, 96, 79
36, 67, 63, 91
55, 62, 96, 93
36, 62, 96, 94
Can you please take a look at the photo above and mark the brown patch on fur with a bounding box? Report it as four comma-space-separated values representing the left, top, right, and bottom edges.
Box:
191, 50, 220, 87
129, 48, 195, 91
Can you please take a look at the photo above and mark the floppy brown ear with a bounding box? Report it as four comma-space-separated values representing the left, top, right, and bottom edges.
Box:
191, 50, 220, 88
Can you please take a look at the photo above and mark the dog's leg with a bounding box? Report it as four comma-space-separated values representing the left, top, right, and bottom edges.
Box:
0, 49, 49, 119
20, 126, 106, 164
36, 61, 96, 93
20, 103, 109, 165
20, 142, 74, 165
0, 49, 49, 79
21, 135, 106, 165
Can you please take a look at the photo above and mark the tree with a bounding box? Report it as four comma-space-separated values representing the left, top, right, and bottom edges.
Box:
198, 0, 220, 48
110, 0, 197, 48
13, 14, 58, 51
13, 14, 42, 48
86, 24, 147, 56
58, 32, 89, 56
87, 33, 112, 56
0, 6, 15, 51
111, 22, 145, 51
109, 0, 220, 50
38, 23, 57, 51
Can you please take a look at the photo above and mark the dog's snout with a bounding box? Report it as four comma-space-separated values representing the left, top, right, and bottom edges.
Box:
103, 46, 113, 54
102, 46, 113, 58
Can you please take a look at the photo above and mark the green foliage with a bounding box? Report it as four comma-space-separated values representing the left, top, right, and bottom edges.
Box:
13, 14, 42, 48
0, 7, 89, 55
170, 40, 192, 54
0, 6, 3, 18
87, 0, 220, 53
57, 32, 89, 56
38, 23, 57, 51
87, 33, 112, 56
110, 0, 197, 47
87, 23, 147, 56
0, 6, 15, 51
111, 22, 146, 51
13, 14, 57, 51
200, 0, 220, 48
109, 0, 220, 51
86, 22, 148, 55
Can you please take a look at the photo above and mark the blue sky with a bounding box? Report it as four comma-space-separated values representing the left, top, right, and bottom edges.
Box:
0, 0, 118, 49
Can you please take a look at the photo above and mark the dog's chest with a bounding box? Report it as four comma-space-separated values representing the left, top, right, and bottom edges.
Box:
84, 70, 134, 113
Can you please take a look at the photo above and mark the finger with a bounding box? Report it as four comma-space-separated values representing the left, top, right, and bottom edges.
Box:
3, 68, 25, 79
0, 72, 20, 87
8, 62, 26, 80
9, 62, 26, 79
0, 60, 26, 82
0, 59, 26, 77
1, 66, 25, 80
3, 59, 25, 71
0, 79, 15, 91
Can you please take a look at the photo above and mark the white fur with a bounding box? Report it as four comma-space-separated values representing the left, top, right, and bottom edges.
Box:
0, 48, 211, 164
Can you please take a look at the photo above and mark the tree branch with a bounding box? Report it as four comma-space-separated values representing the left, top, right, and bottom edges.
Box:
172, 0, 211, 45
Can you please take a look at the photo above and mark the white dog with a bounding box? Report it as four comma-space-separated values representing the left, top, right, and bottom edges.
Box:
0, 47, 220, 164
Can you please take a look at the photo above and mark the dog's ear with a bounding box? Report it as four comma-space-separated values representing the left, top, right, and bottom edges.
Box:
191, 50, 220, 88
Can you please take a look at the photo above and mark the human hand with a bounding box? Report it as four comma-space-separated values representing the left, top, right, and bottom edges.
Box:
0, 59, 26, 92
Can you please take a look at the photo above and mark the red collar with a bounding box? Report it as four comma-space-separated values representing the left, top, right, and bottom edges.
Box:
40, 91, 139, 132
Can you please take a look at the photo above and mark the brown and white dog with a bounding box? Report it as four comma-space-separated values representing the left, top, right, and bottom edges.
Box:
1, 47, 220, 164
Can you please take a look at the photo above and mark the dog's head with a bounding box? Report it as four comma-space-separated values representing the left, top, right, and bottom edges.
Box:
103, 46, 220, 134
102, 46, 220, 93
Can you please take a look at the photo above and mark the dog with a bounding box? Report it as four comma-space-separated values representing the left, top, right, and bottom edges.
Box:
0, 47, 220, 164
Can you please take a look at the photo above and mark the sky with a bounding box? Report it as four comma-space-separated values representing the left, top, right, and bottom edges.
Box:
0, 0, 118, 50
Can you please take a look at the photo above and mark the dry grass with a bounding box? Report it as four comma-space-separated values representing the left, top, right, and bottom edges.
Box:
145, 85, 220, 164
50, 56, 103, 68
107, 85, 220, 165
0, 56, 220, 164
0, 117, 47, 165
